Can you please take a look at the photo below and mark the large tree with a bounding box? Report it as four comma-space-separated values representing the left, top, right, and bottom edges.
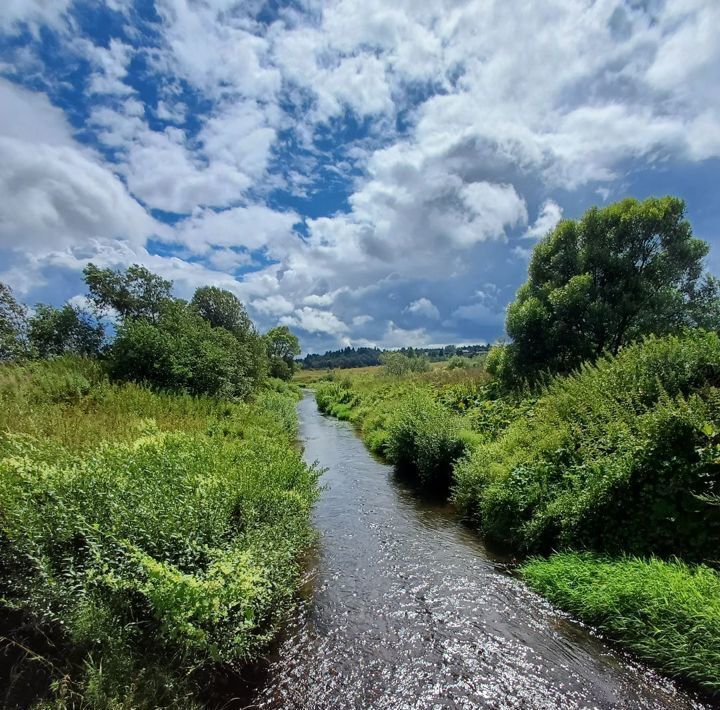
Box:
500, 196, 720, 384
28, 304, 104, 358
190, 286, 252, 336
83, 263, 173, 322
0, 283, 28, 362
265, 326, 301, 380
109, 300, 264, 398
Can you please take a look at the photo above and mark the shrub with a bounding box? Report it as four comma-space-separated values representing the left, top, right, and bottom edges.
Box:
386, 390, 466, 488
453, 331, 720, 559
108, 301, 264, 398
521, 553, 720, 694
380, 351, 430, 376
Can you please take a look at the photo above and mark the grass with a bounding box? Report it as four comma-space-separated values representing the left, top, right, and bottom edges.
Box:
521, 553, 720, 694
0, 356, 319, 707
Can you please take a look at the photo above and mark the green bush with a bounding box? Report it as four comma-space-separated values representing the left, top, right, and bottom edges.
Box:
453, 331, 720, 558
386, 391, 466, 488
109, 301, 264, 398
521, 553, 720, 694
0, 359, 318, 706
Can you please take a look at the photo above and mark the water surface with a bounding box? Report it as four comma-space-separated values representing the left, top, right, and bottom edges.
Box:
246, 392, 711, 709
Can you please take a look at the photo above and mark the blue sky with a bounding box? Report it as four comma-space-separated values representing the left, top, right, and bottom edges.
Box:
1, 0, 719, 353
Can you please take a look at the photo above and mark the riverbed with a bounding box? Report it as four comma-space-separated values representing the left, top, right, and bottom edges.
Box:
245, 391, 709, 709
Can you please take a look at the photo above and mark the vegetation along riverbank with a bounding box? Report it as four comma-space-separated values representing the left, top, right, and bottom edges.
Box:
312, 196, 720, 698
0, 268, 317, 706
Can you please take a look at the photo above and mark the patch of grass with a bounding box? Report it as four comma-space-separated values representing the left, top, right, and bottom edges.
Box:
521, 553, 720, 695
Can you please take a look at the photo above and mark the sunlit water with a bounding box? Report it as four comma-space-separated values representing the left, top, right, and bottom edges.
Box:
243, 392, 712, 709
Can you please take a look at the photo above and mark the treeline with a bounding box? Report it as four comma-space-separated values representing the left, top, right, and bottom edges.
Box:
1, 264, 302, 394
299, 343, 489, 369
315, 196, 720, 695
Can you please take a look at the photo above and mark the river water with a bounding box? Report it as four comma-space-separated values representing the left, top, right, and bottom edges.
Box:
244, 392, 711, 709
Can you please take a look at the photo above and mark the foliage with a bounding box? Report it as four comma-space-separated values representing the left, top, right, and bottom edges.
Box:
265, 325, 301, 381
0, 357, 318, 706
385, 390, 466, 488
108, 300, 264, 398
83, 263, 173, 321
0, 282, 28, 362
380, 351, 430, 376
521, 553, 720, 694
298, 344, 490, 370
447, 355, 473, 369
28, 303, 104, 358
501, 197, 720, 386
453, 331, 720, 559
191, 285, 253, 335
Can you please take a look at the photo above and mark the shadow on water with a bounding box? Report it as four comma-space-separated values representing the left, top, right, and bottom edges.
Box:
238, 391, 716, 710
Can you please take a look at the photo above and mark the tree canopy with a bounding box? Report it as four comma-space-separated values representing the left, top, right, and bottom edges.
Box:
29, 303, 104, 358
0, 283, 28, 362
191, 286, 253, 336
83, 263, 173, 321
265, 326, 301, 380
498, 196, 720, 385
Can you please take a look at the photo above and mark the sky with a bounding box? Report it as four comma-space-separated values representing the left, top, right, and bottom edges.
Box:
1, 0, 719, 354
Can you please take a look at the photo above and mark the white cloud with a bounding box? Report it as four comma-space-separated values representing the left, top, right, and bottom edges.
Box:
171, 204, 299, 255
2, 0, 720, 353
0, 80, 159, 253
280, 307, 350, 336
523, 200, 563, 240
405, 297, 439, 320
0, 0, 72, 33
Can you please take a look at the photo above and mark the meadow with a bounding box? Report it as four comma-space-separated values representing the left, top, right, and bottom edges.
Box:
311, 332, 720, 695
0, 357, 318, 707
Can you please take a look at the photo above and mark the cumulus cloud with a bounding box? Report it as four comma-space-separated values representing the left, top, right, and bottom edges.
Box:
523, 200, 563, 240
0, 80, 159, 252
405, 298, 440, 320
1, 0, 720, 352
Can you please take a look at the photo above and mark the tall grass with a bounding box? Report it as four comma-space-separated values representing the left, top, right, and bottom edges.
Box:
0, 357, 318, 707
521, 553, 720, 694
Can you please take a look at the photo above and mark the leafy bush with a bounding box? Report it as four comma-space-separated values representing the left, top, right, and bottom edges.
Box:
109, 301, 264, 398
380, 351, 430, 376
385, 391, 466, 488
0, 358, 318, 706
521, 553, 720, 694
453, 331, 720, 559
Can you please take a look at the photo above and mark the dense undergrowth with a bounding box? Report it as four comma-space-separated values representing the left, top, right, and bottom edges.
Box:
312, 331, 720, 694
0, 357, 317, 707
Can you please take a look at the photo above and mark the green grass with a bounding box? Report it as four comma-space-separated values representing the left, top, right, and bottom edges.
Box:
521, 553, 720, 695
0, 357, 318, 707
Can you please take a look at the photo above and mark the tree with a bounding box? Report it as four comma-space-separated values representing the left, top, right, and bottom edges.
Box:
265, 326, 300, 380
0, 282, 28, 362
191, 286, 253, 336
83, 263, 173, 321
380, 351, 430, 376
500, 196, 720, 385
28, 304, 104, 358
108, 300, 263, 398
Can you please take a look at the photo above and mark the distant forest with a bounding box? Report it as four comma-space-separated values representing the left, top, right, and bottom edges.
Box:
298, 344, 490, 369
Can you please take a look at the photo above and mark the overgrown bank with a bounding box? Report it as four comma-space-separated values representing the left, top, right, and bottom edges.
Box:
0, 357, 318, 707
312, 331, 720, 695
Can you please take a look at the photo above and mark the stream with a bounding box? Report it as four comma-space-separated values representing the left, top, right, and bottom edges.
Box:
243, 391, 711, 709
